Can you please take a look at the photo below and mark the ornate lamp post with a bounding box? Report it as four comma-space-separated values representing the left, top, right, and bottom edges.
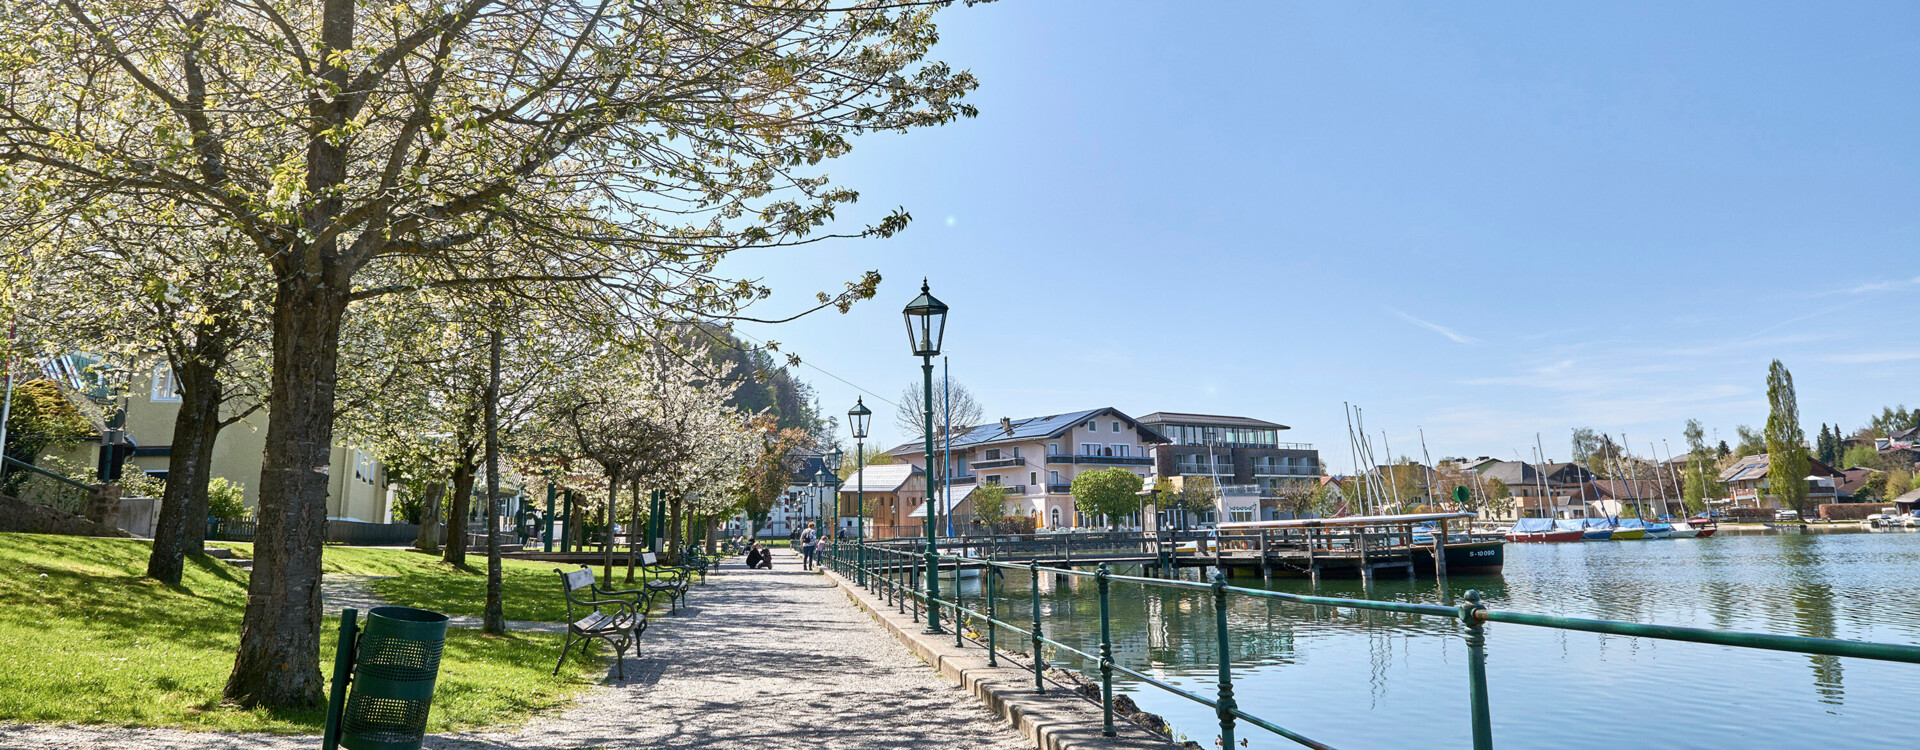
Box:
904, 280, 949, 634
848, 398, 872, 585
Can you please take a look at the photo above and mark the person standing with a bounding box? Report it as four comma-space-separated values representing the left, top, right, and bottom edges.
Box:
800, 522, 818, 571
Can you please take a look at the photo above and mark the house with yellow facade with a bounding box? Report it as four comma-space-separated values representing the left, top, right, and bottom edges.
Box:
34, 355, 392, 523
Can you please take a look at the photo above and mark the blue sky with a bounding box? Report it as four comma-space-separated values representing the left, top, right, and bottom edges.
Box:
729, 1, 1920, 471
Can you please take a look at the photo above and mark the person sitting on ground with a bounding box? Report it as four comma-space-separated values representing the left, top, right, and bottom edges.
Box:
744, 540, 769, 569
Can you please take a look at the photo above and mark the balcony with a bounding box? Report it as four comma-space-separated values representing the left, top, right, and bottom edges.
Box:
1046, 483, 1072, 494
969, 456, 1026, 470
977, 483, 1027, 496
1048, 453, 1154, 466
1174, 465, 1234, 476
1253, 465, 1319, 477
932, 475, 975, 486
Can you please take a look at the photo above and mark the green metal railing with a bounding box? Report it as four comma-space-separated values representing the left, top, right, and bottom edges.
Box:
821, 538, 1920, 750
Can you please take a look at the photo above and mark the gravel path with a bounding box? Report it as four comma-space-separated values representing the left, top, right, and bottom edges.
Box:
0, 549, 1033, 750
323, 574, 565, 634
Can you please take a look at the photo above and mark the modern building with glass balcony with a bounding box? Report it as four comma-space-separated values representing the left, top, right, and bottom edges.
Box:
886, 407, 1169, 530
1136, 412, 1322, 513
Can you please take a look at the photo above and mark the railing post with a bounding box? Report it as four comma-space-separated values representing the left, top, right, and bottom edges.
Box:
911, 548, 921, 623
954, 564, 965, 648
1211, 569, 1237, 749
1461, 589, 1494, 750
926, 541, 944, 634
1030, 560, 1045, 694
1097, 562, 1116, 737
986, 562, 999, 667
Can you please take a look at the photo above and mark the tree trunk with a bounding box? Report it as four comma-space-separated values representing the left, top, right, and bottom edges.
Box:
601, 468, 619, 583
414, 481, 444, 553
481, 329, 505, 635
625, 479, 640, 583
665, 494, 683, 564
146, 360, 224, 585
223, 269, 347, 709
444, 459, 476, 567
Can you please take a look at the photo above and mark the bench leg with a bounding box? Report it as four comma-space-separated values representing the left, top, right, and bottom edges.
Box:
553, 632, 575, 676
612, 635, 627, 680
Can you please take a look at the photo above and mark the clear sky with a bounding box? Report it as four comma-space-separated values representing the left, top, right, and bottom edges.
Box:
728, 1, 1920, 471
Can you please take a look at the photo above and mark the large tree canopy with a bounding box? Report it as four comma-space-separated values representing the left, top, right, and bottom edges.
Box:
0, 0, 981, 708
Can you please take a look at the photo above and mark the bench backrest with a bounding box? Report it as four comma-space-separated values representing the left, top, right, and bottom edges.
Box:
561, 567, 595, 592
642, 552, 658, 565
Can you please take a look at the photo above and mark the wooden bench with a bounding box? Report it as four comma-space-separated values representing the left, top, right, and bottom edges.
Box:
638, 552, 692, 611
553, 566, 651, 678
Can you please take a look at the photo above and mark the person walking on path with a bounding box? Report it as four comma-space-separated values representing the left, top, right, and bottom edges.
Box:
800, 522, 818, 571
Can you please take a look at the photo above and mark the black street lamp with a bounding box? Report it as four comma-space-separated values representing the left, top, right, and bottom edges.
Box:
849, 398, 872, 585
904, 279, 949, 634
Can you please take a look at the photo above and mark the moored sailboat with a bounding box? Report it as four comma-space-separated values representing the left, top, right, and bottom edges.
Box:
1504, 517, 1585, 543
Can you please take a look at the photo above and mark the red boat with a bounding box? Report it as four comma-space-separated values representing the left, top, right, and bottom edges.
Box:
1503, 518, 1586, 543
1686, 517, 1718, 538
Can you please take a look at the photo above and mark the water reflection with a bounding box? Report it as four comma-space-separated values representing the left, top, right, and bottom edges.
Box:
951, 533, 1920, 749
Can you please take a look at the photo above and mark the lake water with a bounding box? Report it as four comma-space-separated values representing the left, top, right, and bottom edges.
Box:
951, 530, 1920, 749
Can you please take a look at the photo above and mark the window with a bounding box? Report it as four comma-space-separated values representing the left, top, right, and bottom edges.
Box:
353, 452, 377, 484
1049, 443, 1059, 455
1229, 509, 1254, 523
1049, 470, 1062, 485
1114, 444, 1130, 457
1083, 443, 1100, 456
1050, 507, 1062, 528
1030, 471, 1038, 485
1112, 421, 1121, 432
1086, 421, 1097, 432
1011, 446, 1021, 458
150, 364, 181, 403
985, 448, 1001, 460
986, 474, 1001, 485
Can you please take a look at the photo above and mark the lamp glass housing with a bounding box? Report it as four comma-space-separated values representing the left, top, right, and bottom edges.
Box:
848, 398, 872, 439
902, 281, 949, 357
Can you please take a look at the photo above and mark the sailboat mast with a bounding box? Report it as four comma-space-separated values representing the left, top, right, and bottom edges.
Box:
1534, 432, 1551, 518
1344, 403, 1365, 516
1621, 433, 1650, 520
1660, 440, 1684, 516
1382, 430, 1403, 511
1418, 427, 1438, 508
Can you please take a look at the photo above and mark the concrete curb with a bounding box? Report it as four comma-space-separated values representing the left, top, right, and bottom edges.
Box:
821, 568, 1173, 750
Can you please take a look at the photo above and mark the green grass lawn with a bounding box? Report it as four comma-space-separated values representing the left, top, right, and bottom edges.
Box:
208, 541, 686, 623
0, 533, 600, 734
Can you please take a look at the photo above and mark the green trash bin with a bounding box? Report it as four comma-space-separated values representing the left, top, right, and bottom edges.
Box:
340, 606, 449, 750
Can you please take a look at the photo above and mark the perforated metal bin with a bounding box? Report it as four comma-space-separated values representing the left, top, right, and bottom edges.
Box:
340, 606, 449, 750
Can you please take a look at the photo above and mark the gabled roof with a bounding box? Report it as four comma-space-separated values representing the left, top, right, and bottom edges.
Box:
1134, 412, 1290, 431
1895, 487, 1920, 503
887, 407, 1169, 456
786, 455, 829, 484
1587, 479, 1669, 501
837, 464, 921, 493
908, 484, 976, 518
1718, 453, 1840, 482
1477, 461, 1539, 486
